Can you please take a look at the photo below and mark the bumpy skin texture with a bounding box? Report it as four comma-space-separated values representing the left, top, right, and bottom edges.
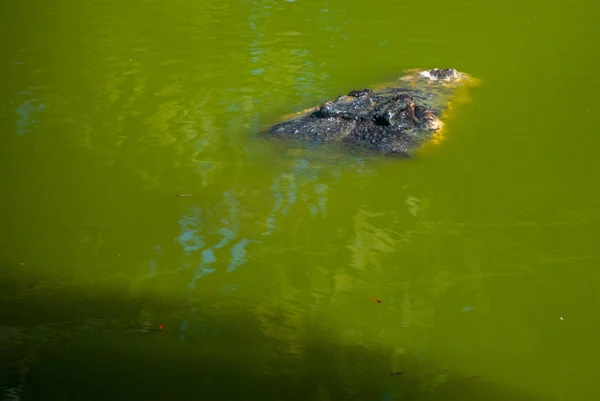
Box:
267, 68, 471, 155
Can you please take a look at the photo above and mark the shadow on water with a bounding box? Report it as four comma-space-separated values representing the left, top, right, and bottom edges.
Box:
1, 287, 549, 401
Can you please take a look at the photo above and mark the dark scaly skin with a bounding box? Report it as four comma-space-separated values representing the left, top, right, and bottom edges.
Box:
266, 68, 477, 156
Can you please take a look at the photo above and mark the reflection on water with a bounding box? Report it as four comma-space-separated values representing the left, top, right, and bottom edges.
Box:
177, 191, 252, 290
15, 98, 44, 136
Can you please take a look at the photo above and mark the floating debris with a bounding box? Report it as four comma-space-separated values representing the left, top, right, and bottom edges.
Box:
178, 194, 193, 197
389, 372, 402, 376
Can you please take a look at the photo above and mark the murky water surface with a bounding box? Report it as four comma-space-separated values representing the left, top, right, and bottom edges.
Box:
1, 0, 600, 400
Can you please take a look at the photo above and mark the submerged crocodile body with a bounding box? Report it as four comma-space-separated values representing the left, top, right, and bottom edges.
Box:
266, 68, 477, 156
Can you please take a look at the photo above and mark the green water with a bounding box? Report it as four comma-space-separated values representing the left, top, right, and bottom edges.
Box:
2, 0, 600, 400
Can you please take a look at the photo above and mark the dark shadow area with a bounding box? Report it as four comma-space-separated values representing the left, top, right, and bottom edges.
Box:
1, 281, 550, 401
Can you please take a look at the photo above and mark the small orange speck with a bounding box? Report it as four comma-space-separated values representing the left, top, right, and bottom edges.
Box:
376, 299, 382, 303
158, 324, 164, 330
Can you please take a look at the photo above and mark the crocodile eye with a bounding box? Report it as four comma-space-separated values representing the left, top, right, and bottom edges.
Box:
318, 103, 335, 117
348, 89, 372, 98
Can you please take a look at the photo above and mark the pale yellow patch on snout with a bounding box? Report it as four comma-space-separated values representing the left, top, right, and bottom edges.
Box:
418, 75, 482, 154
279, 105, 319, 121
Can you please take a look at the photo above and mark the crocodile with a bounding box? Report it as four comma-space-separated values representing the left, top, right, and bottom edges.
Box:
266, 68, 478, 156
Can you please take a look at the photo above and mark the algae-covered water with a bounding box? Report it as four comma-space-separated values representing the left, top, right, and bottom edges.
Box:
1, 0, 600, 400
